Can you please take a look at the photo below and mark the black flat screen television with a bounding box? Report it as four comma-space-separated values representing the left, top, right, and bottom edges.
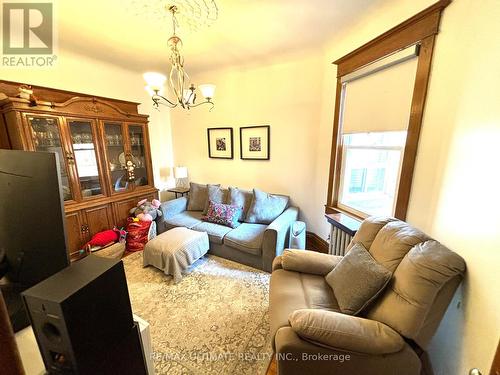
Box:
0, 150, 70, 332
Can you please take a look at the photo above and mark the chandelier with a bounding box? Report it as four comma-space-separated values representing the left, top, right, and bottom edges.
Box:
143, 4, 216, 110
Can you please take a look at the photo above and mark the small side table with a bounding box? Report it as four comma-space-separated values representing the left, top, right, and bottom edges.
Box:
167, 187, 190, 198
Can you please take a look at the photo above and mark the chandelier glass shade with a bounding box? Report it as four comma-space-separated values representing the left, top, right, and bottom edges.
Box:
144, 4, 216, 110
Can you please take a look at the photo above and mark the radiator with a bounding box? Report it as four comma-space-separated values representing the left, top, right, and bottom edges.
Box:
326, 213, 361, 256
329, 226, 353, 256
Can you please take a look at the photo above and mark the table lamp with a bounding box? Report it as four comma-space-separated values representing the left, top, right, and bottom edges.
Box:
174, 166, 188, 188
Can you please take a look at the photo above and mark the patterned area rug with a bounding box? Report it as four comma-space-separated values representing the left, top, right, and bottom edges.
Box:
122, 252, 272, 375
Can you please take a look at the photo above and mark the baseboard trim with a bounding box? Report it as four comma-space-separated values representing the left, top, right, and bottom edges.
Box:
305, 232, 329, 254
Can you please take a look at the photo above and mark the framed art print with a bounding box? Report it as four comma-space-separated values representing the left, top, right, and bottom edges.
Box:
207, 127, 234, 159
240, 125, 270, 160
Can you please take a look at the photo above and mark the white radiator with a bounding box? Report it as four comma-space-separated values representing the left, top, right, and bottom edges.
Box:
326, 213, 361, 256
329, 226, 353, 256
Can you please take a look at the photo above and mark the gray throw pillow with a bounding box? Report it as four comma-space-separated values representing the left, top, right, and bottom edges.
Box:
228, 187, 253, 222
203, 185, 228, 215
245, 188, 289, 224
187, 183, 220, 211
325, 243, 392, 315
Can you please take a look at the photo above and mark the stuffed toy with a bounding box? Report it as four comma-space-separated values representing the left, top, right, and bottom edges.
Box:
129, 199, 162, 222
84, 227, 127, 250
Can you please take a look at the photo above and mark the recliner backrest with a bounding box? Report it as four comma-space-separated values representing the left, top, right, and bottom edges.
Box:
348, 217, 466, 349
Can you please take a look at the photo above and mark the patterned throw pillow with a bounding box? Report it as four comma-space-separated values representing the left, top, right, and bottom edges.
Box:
203, 201, 242, 229
202, 185, 228, 215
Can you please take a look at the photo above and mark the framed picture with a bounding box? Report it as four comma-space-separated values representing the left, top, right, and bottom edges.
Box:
240, 125, 270, 160
207, 127, 234, 159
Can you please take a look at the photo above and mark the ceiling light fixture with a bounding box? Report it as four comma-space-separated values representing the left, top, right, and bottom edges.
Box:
143, 4, 216, 111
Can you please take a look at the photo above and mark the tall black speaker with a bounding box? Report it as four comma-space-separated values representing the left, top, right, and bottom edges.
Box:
22, 255, 147, 375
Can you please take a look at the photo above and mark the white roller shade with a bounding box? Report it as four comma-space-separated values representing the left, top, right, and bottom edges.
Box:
340, 48, 419, 134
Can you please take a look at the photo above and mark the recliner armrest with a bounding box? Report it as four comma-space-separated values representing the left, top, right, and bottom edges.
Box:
281, 249, 342, 276
289, 309, 404, 355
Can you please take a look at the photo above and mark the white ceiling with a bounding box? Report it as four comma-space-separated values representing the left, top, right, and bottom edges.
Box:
58, 0, 384, 74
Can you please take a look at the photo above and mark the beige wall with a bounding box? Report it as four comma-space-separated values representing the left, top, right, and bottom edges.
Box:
170, 52, 325, 227
0, 49, 175, 200
316, 0, 500, 374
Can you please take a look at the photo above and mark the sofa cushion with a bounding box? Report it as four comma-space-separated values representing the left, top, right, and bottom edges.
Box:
325, 243, 392, 315
228, 187, 253, 221
346, 216, 398, 252
191, 221, 233, 245
245, 188, 289, 224
202, 185, 228, 215
164, 211, 203, 230
270, 269, 340, 343
369, 220, 430, 273
202, 201, 242, 229
366, 240, 466, 345
223, 223, 267, 255
187, 182, 220, 211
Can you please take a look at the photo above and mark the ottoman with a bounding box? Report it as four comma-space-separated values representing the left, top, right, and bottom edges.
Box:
143, 227, 209, 282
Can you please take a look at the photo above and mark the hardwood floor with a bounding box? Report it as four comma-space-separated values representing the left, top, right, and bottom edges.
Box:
266, 357, 277, 375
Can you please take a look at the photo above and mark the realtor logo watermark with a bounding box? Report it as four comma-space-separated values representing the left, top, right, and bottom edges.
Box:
2, 2, 57, 67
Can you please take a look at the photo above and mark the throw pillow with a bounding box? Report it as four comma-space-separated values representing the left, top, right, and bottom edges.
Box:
202, 185, 228, 215
245, 188, 289, 224
228, 187, 253, 222
325, 243, 392, 315
203, 201, 242, 229
187, 182, 220, 211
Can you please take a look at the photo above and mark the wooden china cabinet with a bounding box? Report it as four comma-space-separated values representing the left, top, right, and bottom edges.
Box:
0, 80, 158, 260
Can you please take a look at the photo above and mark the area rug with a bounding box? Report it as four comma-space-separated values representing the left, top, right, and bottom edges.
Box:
122, 252, 272, 375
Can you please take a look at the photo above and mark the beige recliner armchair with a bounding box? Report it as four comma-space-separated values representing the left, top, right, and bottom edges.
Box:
270, 217, 466, 375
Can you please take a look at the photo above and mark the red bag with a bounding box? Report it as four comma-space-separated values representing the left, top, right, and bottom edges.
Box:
125, 218, 152, 252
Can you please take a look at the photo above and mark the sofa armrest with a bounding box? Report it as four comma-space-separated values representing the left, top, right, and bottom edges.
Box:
288, 309, 404, 355
156, 197, 188, 234
160, 197, 188, 219
262, 207, 299, 272
281, 249, 342, 276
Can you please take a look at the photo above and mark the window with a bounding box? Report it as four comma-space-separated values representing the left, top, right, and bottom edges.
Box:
333, 46, 417, 218
325, 1, 450, 220
338, 131, 406, 216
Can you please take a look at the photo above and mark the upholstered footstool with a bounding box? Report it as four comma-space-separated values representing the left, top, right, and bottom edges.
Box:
143, 227, 209, 282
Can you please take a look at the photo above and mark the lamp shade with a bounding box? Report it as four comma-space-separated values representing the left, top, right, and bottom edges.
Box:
198, 84, 216, 99
143, 72, 167, 92
174, 166, 188, 179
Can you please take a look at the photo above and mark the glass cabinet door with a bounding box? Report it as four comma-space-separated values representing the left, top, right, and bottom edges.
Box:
27, 116, 73, 201
103, 122, 129, 193
128, 125, 149, 187
67, 120, 103, 198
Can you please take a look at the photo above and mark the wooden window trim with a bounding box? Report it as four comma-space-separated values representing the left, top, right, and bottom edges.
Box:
326, 0, 450, 220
